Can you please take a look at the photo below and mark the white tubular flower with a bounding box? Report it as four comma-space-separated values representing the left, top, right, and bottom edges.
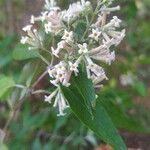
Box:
44, 0, 60, 11
89, 29, 101, 41
20, 36, 28, 44
93, 72, 108, 85
57, 40, 65, 49
61, 0, 91, 22
40, 11, 48, 22
100, 5, 120, 13
91, 50, 115, 65
81, 0, 86, 6
68, 61, 79, 76
44, 11, 63, 33
85, 56, 108, 84
81, 0, 91, 7
102, 31, 118, 49
22, 25, 33, 32
62, 30, 73, 43
51, 47, 60, 58
54, 40, 74, 56
45, 0, 56, 8
78, 43, 88, 54
57, 93, 69, 116
48, 61, 70, 87
45, 88, 69, 116
50, 79, 59, 86
69, 62, 78, 72
88, 45, 107, 55
30, 15, 42, 24
102, 33, 115, 48
48, 67, 54, 78
62, 72, 71, 87
62, 1, 85, 22
61, 10, 72, 22
110, 16, 122, 28
56, 91, 69, 116
103, 16, 122, 32
108, 29, 126, 46
21, 25, 43, 49
68, 2, 84, 16
30, 15, 35, 24
44, 89, 58, 103
69, 56, 82, 74
45, 22, 52, 34
94, 14, 103, 27
47, 11, 60, 24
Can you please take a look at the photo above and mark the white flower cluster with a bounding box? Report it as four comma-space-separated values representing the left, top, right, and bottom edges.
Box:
21, 0, 125, 116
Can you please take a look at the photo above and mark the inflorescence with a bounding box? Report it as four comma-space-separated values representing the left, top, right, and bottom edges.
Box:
21, 0, 125, 116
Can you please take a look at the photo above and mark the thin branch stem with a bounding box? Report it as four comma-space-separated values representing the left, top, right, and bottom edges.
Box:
38, 54, 50, 65
41, 47, 52, 56
32, 70, 48, 89
32, 89, 51, 95
3, 111, 14, 132
3, 91, 28, 140
14, 84, 27, 89
81, 2, 104, 41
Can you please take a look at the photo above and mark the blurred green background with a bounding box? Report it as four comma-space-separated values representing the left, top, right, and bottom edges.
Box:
0, 0, 150, 149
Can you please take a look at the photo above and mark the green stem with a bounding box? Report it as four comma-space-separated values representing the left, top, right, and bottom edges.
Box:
41, 47, 52, 56
81, 1, 105, 41
32, 90, 51, 95
38, 54, 50, 65
14, 84, 27, 89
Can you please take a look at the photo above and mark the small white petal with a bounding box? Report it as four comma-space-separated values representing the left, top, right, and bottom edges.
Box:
44, 89, 58, 103
20, 36, 28, 44
22, 25, 32, 32
62, 30, 73, 42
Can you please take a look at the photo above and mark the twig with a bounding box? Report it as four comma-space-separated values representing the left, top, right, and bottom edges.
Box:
31, 89, 51, 95
3, 93, 27, 140
81, 4, 100, 41
32, 70, 48, 89
38, 54, 50, 65
3, 111, 14, 133
3, 85, 49, 140
3, 55, 51, 141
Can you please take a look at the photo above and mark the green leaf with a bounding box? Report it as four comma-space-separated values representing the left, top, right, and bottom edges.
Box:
13, 43, 39, 60
61, 86, 127, 150
54, 114, 69, 131
0, 75, 15, 99
61, 70, 126, 149
18, 62, 37, 86
43, 33, 53, 50
132, 80, 147, 97
70, 69, 96, 114
0, 35, 16, 68
138, 55, 150, 64
74, 20, 87, 39
98, 97, 150, 133
32, 138, 42, 150
123, 1, 137, 21
22, 104, 49, 129
0, 143, 8, 150
62, 87, 127, 149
